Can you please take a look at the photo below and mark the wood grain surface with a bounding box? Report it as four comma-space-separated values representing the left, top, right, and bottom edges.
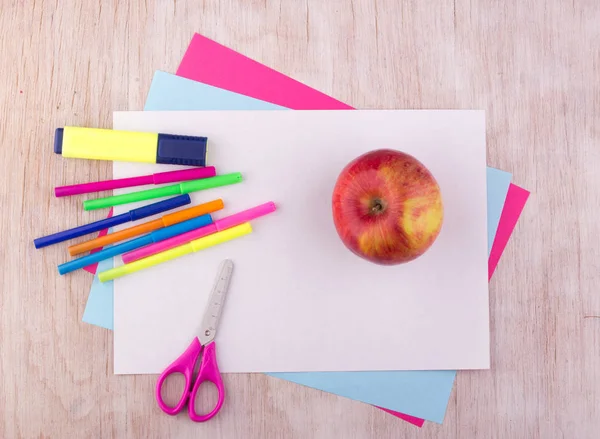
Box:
1, 1, 599, 438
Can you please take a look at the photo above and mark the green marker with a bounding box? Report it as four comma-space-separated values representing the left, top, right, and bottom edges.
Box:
83, 172, 243, 211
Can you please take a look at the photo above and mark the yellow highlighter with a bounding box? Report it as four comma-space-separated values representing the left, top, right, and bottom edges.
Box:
54, 126, 208, 166
98, 223, 252, 282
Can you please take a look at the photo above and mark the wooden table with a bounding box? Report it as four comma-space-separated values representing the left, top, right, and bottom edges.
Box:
1, 1, 598, 438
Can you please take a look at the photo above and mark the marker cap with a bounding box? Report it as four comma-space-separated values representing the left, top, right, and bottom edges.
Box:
54, 128, 64, 154
156, 133, 207, 166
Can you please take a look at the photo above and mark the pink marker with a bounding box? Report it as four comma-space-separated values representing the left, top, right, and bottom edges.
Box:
121, 201, 276, 263
54, 167, 216, 197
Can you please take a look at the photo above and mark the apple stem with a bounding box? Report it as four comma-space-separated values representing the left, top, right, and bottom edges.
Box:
370, 198, 386, 214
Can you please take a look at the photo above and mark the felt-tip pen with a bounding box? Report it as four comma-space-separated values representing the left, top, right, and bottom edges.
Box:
33, 194, 191, 249
57, 214, 214, 275
54, 126, 208, 166
122, 201, 276, 263
98, 223, 253, 282
83, 173, 242, 211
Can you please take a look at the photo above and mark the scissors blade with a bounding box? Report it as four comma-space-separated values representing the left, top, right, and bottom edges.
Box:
198, 259, 234, 345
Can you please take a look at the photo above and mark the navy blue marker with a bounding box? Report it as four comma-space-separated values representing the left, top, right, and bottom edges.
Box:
33, 194, 191, 249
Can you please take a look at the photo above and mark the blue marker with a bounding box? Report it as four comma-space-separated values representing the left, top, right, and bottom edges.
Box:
33, 194, 191, 249
57, 214, 213, 274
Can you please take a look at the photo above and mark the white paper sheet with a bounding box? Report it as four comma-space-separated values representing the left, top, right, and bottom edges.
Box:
112, 110, 489, 374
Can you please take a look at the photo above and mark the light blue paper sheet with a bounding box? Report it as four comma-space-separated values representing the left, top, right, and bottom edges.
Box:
145, 72, 286, 111
486, 167, 511, 253
84, 71, 511, 423
82, 255, 114, 329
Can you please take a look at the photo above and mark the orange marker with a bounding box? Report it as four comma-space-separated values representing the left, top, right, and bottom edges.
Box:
68, 199, 224, 256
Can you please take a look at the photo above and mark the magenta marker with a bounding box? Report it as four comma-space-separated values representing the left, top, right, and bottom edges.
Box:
122, 201, 276, 263
54, 167, 216, 197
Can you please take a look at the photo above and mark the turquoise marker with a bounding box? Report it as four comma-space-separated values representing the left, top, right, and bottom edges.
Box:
57, 214, 213, 275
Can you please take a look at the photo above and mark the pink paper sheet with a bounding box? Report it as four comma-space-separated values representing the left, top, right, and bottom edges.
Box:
379, 408, 426, 427
489, 184, 530, 279
178, 35, 353, 111
78, 33, 525, 427
176, 33, 529, 426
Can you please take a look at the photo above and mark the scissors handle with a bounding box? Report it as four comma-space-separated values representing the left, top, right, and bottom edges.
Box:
188, 341, 225, 422
155, 338, 202, 415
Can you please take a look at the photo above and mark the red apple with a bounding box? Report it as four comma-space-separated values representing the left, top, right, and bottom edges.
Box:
331, 149, 443, 265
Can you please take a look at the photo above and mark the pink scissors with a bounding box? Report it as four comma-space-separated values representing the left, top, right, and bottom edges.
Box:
155, 259, 234, 422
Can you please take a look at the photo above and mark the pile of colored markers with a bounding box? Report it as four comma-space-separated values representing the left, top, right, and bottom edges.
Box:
35, 126, 276, 281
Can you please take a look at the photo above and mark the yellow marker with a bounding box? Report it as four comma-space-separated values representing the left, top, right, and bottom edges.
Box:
98, 223, 253, 282
54, 126, 208, 166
